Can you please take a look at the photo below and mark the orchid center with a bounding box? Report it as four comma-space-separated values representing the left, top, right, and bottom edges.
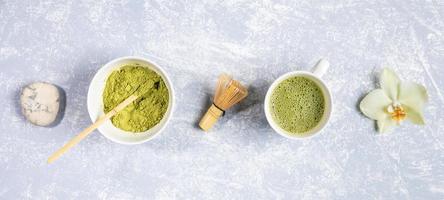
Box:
386, 102, 406, 123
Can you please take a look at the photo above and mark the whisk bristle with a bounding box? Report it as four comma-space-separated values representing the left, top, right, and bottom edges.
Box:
214, 75, 248, 110
214, 74, 232, 100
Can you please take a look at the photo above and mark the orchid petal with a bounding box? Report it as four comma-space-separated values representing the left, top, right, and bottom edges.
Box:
377, 115, 397, 133
404, 105, 425, 125
399, 81, 428, 113
380, 68, 400, 101
360, 89, 392, 120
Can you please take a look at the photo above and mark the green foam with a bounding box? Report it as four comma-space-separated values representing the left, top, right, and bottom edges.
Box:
270, 76, 325, 134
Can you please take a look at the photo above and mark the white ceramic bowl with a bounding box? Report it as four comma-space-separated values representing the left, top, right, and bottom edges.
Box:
87, 56, 174, 144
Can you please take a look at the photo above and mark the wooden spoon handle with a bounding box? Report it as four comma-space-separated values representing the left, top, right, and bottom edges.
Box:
47, 95, 138, 164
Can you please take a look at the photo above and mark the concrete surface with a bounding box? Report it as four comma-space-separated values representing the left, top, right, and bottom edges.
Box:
0, 0, 443, 199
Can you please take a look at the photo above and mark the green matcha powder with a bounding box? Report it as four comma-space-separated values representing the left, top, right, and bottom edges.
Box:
103, 64, 169, 132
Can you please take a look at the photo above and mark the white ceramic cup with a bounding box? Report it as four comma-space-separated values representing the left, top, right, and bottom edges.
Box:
87, 56, 175, 145
264, 59, 332, 139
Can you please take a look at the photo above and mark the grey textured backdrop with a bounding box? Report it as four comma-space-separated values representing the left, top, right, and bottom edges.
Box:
1, 0, 444, 199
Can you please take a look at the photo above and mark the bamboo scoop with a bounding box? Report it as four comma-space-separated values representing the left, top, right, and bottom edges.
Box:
47, 94, 138, 164
199, 74, 248, 131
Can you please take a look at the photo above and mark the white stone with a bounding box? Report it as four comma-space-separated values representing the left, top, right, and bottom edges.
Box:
20, 82, 60, 126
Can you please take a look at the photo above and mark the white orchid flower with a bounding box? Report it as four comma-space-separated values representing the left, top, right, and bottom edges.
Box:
359, 68, 428, 133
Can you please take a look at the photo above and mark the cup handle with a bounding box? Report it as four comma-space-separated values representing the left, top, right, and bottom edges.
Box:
312, 59, 329, 78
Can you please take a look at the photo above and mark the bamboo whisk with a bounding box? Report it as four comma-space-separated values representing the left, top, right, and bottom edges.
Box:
199, 74, 248, 131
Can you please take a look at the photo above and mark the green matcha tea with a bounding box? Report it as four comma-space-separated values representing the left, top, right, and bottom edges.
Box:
270, 76, 325, 134
103, 64, 169, 132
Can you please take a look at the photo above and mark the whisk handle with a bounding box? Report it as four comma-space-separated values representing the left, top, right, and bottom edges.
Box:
199, 104, 224, 131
